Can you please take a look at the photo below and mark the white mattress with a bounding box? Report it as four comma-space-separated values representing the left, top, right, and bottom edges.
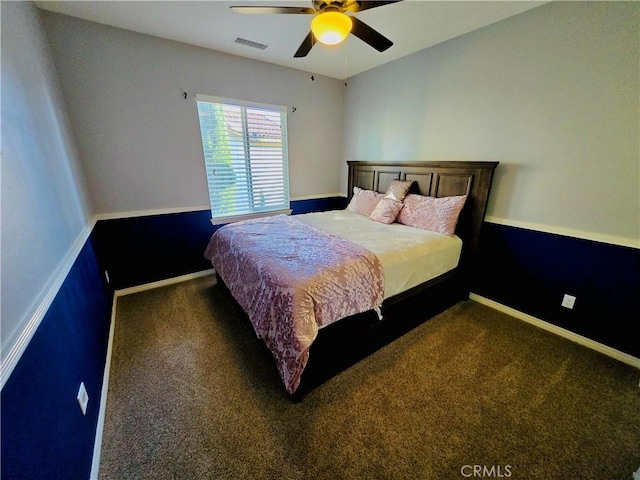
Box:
296, 209, 463, 300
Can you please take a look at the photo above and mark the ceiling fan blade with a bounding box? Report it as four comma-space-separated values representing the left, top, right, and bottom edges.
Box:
230, 6, 315, 14
349, 16, 393, 52
294, 31, 316, 58
344, 1, 402, 13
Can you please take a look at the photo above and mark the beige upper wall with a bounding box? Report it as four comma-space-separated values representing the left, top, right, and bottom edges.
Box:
39, 2, 640, 244
1, 2, 92, 361
343, 1, 639, 245
40, 10, 345, 215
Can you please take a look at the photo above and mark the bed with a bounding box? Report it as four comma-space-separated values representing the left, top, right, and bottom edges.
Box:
205, 160, 498, 398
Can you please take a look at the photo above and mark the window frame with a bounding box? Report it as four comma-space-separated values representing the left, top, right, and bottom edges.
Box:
195, 94, 291, 225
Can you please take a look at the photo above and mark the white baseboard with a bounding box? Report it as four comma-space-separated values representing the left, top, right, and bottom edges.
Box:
89, 295, 118, 480
469, 293, 640, 370
115, 269, 215, 297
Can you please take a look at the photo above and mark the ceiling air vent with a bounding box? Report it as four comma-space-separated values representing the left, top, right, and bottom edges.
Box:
234, 37, 268, 50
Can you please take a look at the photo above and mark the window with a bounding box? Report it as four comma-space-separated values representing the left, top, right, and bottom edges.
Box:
196, 94, 290, 224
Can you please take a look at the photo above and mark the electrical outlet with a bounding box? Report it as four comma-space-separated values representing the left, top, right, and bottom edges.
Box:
561, 294, 576, 309
77, 382, 88, 415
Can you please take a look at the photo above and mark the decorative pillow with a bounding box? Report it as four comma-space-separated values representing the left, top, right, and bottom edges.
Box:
397, 194, 467, 236
370, 198, 404, 224
346, 186, 384, 216
384, 180, 413, 202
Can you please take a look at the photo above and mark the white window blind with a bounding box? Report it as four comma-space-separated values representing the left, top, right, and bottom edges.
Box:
196, 95, 290, 224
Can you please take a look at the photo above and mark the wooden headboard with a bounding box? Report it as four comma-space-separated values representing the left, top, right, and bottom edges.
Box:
347, 161, 499, 258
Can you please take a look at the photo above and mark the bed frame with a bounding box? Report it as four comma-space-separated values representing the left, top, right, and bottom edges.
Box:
295, 161, 498, 397
217, 160, 499, 399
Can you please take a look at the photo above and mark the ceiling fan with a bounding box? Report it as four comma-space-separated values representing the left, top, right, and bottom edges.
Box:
230, 1, 401, 58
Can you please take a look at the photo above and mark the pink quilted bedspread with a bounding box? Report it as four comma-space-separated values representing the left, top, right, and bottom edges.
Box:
204, 214, 384, 394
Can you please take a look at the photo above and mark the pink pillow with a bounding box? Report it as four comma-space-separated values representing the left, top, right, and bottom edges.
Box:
396, 194, 467, 236
384, 180, 413, 202
370, 198, 404, 224
346, 186, 384, 216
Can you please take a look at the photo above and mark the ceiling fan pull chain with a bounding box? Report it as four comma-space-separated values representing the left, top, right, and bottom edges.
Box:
344, 47, 348, 86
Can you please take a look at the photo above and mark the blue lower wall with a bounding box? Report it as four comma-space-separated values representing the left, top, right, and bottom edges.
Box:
472, 223, 640, 359
290, 196, 347, 215
92, 200, 639, 361
92, 197, 347, 290
1, 234, 113, 480
93, 209, 216, 290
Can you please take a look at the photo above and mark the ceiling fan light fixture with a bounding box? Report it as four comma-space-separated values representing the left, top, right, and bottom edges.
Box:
311, 11, 352, 46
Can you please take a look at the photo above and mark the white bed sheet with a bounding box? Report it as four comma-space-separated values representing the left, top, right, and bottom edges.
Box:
295, 209, 463, 300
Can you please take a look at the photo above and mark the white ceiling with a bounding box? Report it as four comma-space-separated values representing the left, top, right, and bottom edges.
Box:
35, 0, 548, 80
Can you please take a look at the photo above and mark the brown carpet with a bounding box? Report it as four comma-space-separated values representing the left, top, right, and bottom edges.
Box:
98, 274, 640, 480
